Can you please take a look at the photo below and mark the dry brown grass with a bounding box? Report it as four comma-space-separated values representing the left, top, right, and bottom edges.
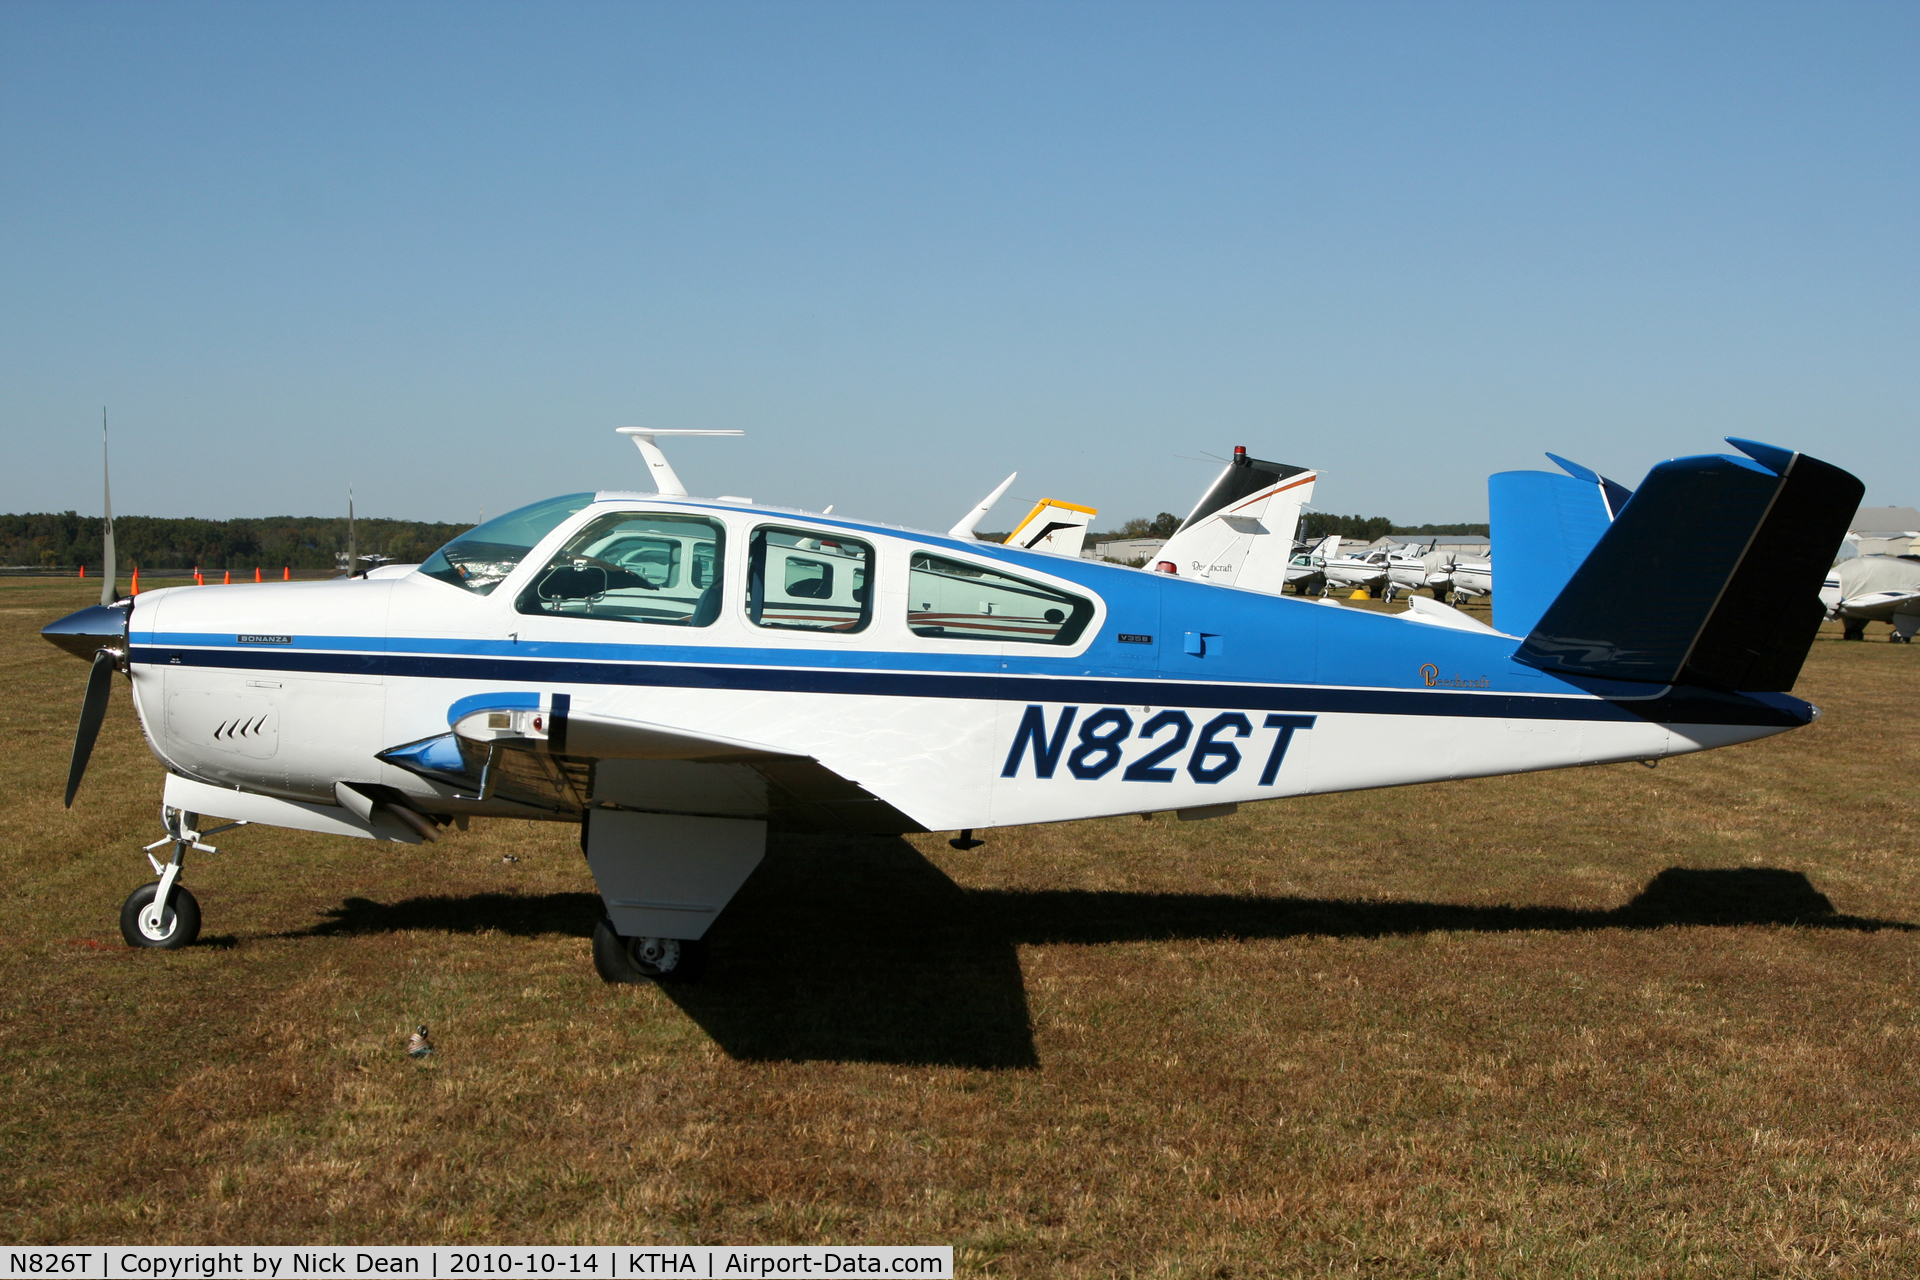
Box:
2, 577, 1918, 1275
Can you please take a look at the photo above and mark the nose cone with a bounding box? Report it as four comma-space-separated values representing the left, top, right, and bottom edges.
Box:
42, 602, 130, 661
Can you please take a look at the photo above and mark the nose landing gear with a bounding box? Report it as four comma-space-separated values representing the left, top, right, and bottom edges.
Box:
118, 805, 244, 950
121, 880, 199, 948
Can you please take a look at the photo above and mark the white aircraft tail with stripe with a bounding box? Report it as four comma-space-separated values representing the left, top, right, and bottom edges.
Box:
1152, 446, 1317, 593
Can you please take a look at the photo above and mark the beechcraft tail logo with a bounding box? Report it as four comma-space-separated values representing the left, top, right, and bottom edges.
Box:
1421, 662, 1490, 689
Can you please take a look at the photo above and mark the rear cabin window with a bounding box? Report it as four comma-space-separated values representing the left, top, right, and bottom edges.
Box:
515, 512, 725, 627
748, 527, 873, 633
907, 552, 1094, 645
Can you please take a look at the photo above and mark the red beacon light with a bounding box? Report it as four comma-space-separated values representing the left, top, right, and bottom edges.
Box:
1154, 561, 1178, 574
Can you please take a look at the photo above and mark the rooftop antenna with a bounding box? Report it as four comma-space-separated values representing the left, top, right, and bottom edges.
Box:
615, 428, 745, 497
948, 472, 1017, 540
99, 409, 116, 606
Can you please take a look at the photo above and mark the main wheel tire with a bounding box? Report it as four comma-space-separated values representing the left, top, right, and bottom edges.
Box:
591, 917, 708, 984
119, 882, 201, 949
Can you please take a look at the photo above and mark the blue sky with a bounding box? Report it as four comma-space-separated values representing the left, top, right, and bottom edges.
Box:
2, 1, 1913, 530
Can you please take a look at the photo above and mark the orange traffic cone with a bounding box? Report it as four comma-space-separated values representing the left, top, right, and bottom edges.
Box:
254, 567, 262, 583
283, 566, 291, 581
131, 567, 140, 595
79, 565, 86, 579
223, 569, 231, 585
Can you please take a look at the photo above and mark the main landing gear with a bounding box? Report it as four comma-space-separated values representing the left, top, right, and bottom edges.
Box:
119, 806, 243, 950
591, 917, 708, 984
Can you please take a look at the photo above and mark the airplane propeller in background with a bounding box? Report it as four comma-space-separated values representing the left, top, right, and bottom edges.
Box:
99, 409, 115, 607
46, 410, 131, 807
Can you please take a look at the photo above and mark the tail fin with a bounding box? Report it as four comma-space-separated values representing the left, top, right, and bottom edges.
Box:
1175, 450, 1313, 533
1005, 499, 1097, 557
1488, 453, 1632, 636
1514, 440, 1862, 691
1156, 448, 1317, 592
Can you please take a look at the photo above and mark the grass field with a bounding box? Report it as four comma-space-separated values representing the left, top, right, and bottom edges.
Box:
3, 575, 1918, 1275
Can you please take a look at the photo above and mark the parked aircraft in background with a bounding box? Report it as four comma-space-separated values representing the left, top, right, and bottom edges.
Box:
1385, 544, 1456, 602
1822, 556, 1920, 642
1283, 534, 1344, 596
1441, 556, 1491, 605
1322, 547, 1392, 595
45, 432, 1859, 988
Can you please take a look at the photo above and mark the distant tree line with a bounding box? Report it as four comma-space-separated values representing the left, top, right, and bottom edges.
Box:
0, 512, 472, 571
1299, 512, 1397, 542
1084, 513, 1184, 542
1389, 521, 1491, 538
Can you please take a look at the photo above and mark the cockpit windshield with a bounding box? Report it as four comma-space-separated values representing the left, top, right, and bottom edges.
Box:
419, 493, 595, 595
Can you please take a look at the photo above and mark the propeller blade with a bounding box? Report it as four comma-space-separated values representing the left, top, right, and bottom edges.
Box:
64, 650, 115, 808
100, 409, 116, 606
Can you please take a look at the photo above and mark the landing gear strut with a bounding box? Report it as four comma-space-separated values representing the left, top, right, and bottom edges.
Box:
119, 806, 242, 950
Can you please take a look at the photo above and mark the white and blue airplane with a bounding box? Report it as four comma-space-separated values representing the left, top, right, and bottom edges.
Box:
44, 431, 1860, 983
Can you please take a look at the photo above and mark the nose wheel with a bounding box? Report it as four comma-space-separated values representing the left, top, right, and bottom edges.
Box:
120, 881, 201, 948
117, 805, 242, 951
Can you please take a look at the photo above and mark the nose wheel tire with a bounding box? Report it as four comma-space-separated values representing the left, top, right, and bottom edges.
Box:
119, 882, 201, 949
591, 917, 707, 984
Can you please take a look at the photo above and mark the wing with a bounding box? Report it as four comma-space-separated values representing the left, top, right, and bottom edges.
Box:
378, 694, 925, 835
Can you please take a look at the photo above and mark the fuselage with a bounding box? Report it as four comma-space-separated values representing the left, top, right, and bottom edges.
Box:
1450, 558, 1493, 598
122, 492, 1810, 835
1322, 552, 1391, 590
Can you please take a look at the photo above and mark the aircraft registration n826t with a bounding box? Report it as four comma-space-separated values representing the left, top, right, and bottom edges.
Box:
43, 433, 1861, 983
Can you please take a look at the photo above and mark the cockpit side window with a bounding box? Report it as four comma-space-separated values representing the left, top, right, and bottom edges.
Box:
419, 494, 595, 596
907, 552, 1094, 645
515, 512, 726, 627
747, 527, 873, 633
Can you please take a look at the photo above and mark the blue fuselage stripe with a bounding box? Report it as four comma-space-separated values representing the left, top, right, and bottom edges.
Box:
127, 644, 1807, 727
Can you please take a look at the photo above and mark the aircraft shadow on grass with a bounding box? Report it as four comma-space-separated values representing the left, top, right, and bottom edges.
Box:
293, 838, 1912, 1069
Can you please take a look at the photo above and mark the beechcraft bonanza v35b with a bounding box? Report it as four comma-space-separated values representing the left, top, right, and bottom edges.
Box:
45, 430, 1861, 984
